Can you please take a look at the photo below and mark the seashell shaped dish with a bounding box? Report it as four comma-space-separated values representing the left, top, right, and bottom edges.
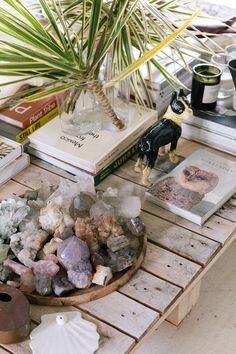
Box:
30, 311, 100, 354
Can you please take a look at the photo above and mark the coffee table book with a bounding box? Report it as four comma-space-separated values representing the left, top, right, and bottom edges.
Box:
0, 107, 59, 143
0, 153, 30, 187
183, 107, 236, 139
146, 149, 236, 225
0, 85, 57, 129
0, 135, 22, 169
29, 103, 158, 174
27, 143, 137, 185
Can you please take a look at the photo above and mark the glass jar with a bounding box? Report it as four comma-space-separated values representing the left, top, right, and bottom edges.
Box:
191, 63, 222, 110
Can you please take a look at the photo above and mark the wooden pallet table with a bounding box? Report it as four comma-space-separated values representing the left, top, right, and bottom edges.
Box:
0, 138, 235, 354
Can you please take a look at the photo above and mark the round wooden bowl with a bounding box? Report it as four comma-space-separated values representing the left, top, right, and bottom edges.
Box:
26, 234, 147, 306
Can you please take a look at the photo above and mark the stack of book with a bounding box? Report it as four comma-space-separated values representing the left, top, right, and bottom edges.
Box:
27, 103, 158, 185
0, 136, 30, 186
181, 107, 236, 156
0, 84, 58, 143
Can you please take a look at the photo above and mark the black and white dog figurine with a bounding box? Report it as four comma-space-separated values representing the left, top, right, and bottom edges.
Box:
134, 90, 193, 186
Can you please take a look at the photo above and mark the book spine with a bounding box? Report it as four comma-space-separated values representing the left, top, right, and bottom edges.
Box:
96, 113, 157, 172
94, 144, 138, 185
15, 107, 58, 143
23, 97, 57, 128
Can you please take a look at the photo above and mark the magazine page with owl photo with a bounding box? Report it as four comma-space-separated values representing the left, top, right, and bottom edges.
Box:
146, 149, 236, 225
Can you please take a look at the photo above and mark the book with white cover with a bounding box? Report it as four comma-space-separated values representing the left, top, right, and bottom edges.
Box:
181, 123, 236, 156
0, 153, 30, 186
0, 135, 22, 168
146, 149, 236, 225
29, 103, 157, 174
184, 107, 236, 139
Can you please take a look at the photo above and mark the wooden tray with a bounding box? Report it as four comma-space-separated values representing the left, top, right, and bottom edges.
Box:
26, 234, 147, 306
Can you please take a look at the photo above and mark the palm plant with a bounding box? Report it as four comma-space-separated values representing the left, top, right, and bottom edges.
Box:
0, 0, 210, 130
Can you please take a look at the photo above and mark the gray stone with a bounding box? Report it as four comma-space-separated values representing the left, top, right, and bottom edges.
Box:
107, 235, 131, 252
0, 265, 14, 282
35, 272, 52, 296
52, 276, 75, 296
127, 217, 146, 237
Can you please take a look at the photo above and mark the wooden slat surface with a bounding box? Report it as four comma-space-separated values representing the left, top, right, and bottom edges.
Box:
119, 269, 181, 314
141, 212, 220, 265
79, 291, 159, 340
0, 138, 235, 354
142, 243, 201, 288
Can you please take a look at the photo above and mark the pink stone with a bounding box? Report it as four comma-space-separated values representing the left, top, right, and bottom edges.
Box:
20, 271, 35, 293
31, 260, 60, 277
3, 258, 31, 275
44, 254, 59, 263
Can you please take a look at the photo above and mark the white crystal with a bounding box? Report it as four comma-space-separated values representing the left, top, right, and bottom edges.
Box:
116, 196, 141, 218
90, 200, 115, 217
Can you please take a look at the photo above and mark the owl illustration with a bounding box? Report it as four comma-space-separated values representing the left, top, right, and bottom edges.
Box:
149, 165, 219, 210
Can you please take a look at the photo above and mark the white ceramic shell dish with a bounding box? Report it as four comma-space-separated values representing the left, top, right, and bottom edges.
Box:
30, 311, 100, 354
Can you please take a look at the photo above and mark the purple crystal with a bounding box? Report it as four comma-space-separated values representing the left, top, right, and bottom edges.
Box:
67, 270, 92, 289
57, 236, 90, 270
52, 276, 75, 296
35, 272, 52, 296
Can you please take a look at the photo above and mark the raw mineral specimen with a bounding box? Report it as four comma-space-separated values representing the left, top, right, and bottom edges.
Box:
107, 235, 131, 252
57, 236, 91, 270
0, 265, 14, 282
127, 217, 146, 237
72, 192, 97, 219
42, 237, 62, 255
30, 260, 60, 277
10, 229, 48, 266
39, 203, 74, 234
20, 271, 35, 293
52, 276, 75, 296
3, 258, 31, 275
75, 217, 99, 253
67, 270, 92, 289
35, 273, 52, 296
90, 200, 115, 218
0, 244, 10, 264
92, 215, 124, 245
92, 265, 112, 286
0, 198, 30, 240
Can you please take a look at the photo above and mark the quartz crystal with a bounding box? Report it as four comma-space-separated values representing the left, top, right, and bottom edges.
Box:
52, 276, 75, 296
72, 192, 96, 219
0, 198, 30, 240
90, 200, 115, 218
10, 229, 48, 266
67, 270, 92, 289
57, 236, 91, 270
127, 217, 146, 237
39, 203, 74, 234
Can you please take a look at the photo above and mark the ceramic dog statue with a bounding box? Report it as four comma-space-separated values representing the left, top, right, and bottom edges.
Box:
134, 90, 193, 187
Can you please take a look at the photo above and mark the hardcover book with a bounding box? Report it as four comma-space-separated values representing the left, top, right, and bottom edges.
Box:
0, 85, 57, 129
29, 103, 158, 174
0, 153, 30, 186
184, 107, 236, 139
27, 143, 137, 185
146, 149, 236, 225
181, 123, 236, 156
0, 135, 22, 168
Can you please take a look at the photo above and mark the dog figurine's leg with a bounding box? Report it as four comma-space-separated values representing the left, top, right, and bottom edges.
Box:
159, 146, 166, 156
169, 140, 180, 163
142, 154, 157, 187
134, 158, 144, 172
142, 166, 153, 187
134, 154, 144, 172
